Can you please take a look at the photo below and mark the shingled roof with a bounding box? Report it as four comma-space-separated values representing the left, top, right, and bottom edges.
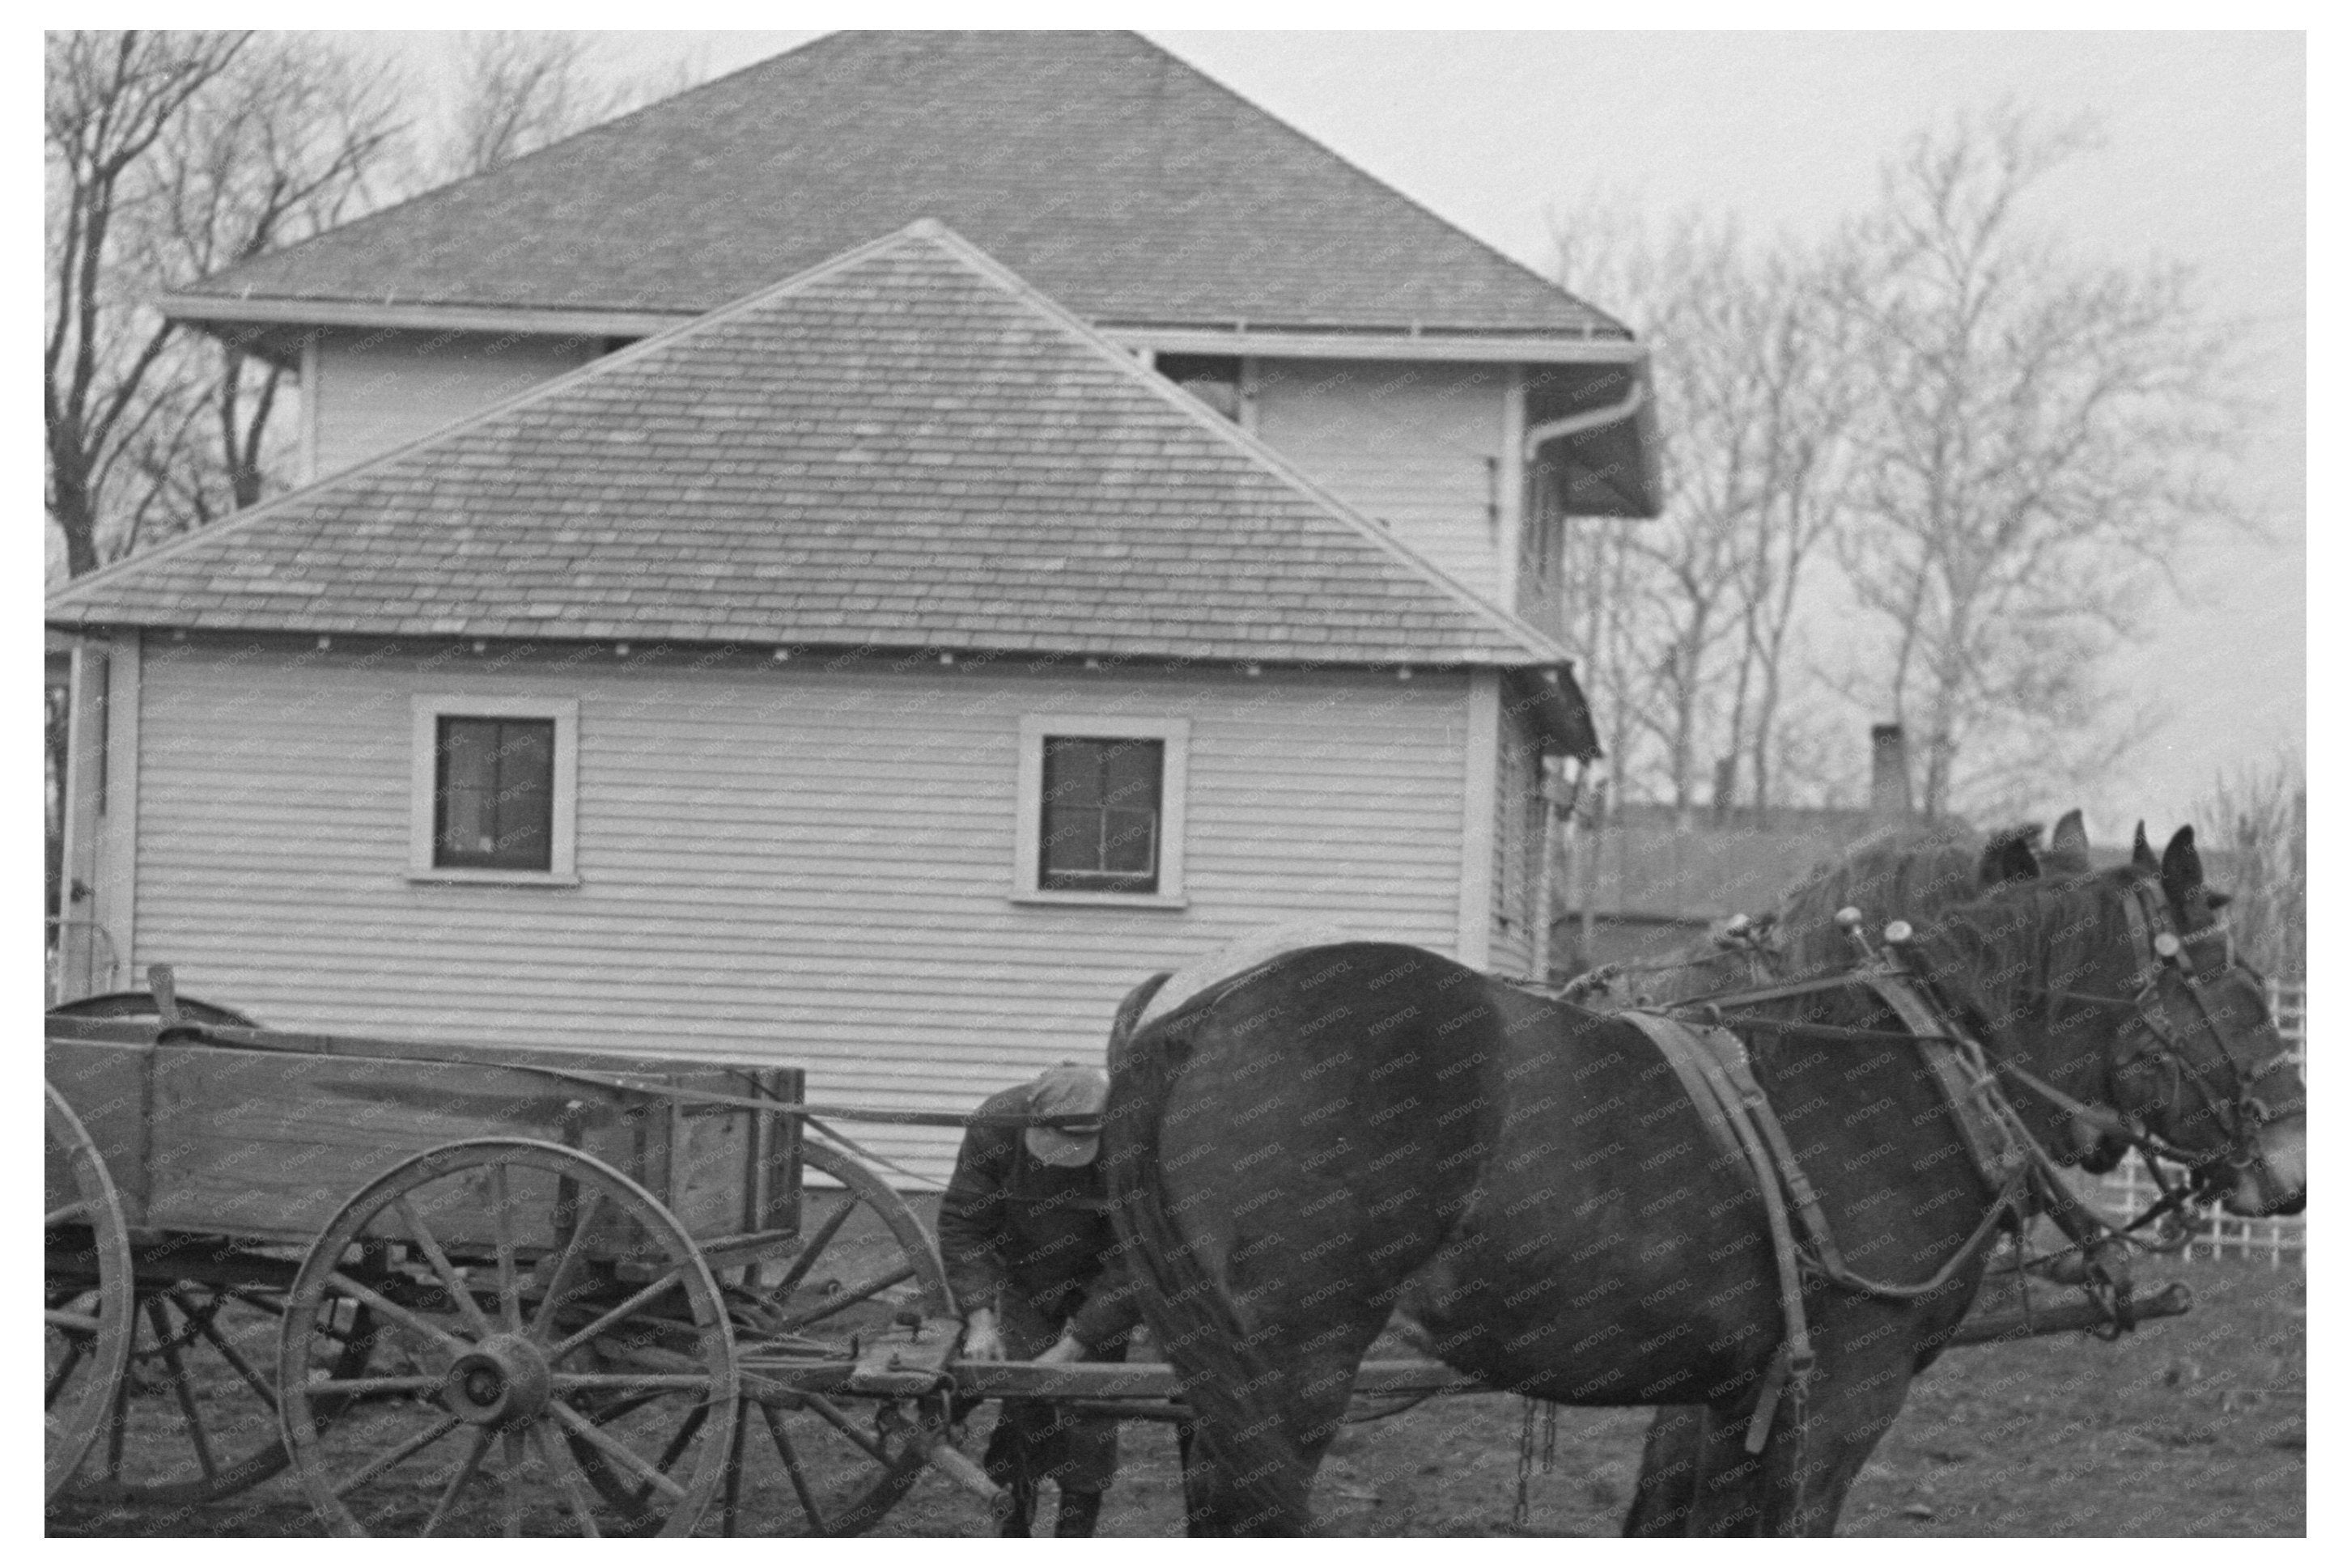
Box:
53, 223, 1581, 681
170, 31, 1624, 341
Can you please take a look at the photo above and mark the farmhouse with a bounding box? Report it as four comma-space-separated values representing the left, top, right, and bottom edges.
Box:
50, 33, 1658, 1177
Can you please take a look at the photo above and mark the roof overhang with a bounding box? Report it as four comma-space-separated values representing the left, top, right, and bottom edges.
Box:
157, 293, 697, 367
160, 291, 1646, 370
1105, 324, 1644, 367
1504, 665, 1600, 761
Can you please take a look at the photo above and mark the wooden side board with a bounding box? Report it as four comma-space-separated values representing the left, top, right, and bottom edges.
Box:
45, 1024, 803, 1253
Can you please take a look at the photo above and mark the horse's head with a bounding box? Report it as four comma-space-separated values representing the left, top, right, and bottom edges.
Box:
2029, 823, 2303, 1218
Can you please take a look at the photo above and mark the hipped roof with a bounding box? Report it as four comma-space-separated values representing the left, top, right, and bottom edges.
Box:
170, 31, 1624, 343
57, 222, 1592, 749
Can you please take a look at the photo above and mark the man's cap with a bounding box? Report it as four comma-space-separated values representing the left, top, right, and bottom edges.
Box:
1025, 1062, 1110, 1168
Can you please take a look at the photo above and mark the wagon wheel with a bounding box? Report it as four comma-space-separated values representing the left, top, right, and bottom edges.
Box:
61, 1276, 380, 1507
579, 1139, 958, 1536
279, 1139, 739, 1536
726, 1139, 959, 1536
46, 1083, 134, 1502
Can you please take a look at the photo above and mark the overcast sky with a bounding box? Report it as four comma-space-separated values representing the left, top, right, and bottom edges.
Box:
357, 28, 2306, 836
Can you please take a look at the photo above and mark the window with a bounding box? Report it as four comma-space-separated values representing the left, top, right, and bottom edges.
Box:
1154, 354, 1247, 425
410, 696, 578, 884
435, 716, 554, 870
1042, 736, 1163, 892
1014, 715, 1188, 907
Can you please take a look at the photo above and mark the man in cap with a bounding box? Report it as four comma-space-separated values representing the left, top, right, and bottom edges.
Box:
939, 1062, 1138, 1537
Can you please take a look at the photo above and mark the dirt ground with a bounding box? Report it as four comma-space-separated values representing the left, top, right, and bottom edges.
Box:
49, 1250, 2302, 1538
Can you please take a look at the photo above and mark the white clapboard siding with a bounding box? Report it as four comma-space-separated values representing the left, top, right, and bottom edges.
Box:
1253, 358, 1511, 603
1490, 703, 1543, 981
312, 329, 601, 478
132, 645, 1473, 1183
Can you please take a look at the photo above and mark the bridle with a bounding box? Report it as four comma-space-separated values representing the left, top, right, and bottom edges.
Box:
2001, 876, 2298, 1197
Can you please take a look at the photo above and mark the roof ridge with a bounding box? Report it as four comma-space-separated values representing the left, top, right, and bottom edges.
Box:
55, 222, 928, 611
909, 224, 1575, 663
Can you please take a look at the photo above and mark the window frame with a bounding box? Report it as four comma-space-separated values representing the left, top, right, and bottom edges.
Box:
409, 694, 579, 885
1012, 714, 1189, 909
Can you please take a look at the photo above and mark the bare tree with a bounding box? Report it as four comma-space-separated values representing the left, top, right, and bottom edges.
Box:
437, 32, 694, 182
45, 29, 247, 578
2193, 747, 2303, 984
1829, 106, 2251, 819
142, 36, 403, 525
1551, 205, 1858, 820
46, 31, 405, 573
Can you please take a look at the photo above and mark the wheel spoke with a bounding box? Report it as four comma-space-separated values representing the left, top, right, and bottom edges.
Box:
500, 1428, 527, 1536
45, 1308, 103, 1335
490, 1163, 524, 1335
148, 1296, 219, 1480
802, 1392, 890, 1463
331, 1413, 461, 1498
546, 1268, 685, 1362
46, 1200, 87, 1228
394, 1196, 494, 1339
421, 1427, 494, 1537
325, 1271, 473, 1360
528, 1189, 606, 1341
759, 1399, 830, 1532
297, 1373, 443, 1396
45, 1337, 87, 1407
530, 1422, 603, 1536
780, 1263, 916, 1331
630, 1400, 710, 1508
549, 1400, 688, 1502
180, 1291, 278, 1405
770, 1197, 856, 1300
550, 1372, 713, 1393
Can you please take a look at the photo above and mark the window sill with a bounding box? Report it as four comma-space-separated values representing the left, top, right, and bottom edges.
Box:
406, 868, 582, 888
1010, 890, 1189, 911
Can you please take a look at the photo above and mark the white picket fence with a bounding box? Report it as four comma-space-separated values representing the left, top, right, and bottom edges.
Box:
2088, 981, 2306, 1267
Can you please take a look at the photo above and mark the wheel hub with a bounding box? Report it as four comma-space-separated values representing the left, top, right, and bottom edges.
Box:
443, 1333, 551, 1426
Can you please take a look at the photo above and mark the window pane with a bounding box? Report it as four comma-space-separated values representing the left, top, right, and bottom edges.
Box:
1038, 735, 1162, 892
1042, 738, 1103, 807
1042, 806, 1104, 875
1100, 740, 1162, 811
1099, 808, 1157, 875
435, 715, 556, 871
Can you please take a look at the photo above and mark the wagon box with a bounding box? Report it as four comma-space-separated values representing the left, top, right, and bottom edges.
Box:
44, 1015, 805, 1249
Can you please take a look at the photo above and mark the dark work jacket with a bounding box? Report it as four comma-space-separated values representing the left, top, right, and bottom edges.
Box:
938, 1084, 1140, 1352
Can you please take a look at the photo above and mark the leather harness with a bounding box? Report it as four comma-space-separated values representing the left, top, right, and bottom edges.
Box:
1615, 954, 2136, 1457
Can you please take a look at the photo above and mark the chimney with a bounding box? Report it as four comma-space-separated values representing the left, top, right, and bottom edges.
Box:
1869, 724, 1912, 827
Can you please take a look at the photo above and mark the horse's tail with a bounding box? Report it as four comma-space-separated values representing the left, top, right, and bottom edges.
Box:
1102, 1006, 1306, 1535
1104, 970, 1173, 1076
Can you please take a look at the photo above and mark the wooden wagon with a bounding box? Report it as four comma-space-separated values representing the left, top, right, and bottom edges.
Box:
45, 970, 2189, 1537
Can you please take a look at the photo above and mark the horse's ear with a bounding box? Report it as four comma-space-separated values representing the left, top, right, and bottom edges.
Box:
2161, 825, 2205, 917
2205, 890, 2234, 911
1980, 832, 2039, 888
2046, 810, 2092, 874
2132, 822, 2159, 871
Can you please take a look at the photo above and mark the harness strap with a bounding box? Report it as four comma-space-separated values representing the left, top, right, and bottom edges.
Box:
1619, 1013, 1814, 1456
1859, 973, 2027, 1197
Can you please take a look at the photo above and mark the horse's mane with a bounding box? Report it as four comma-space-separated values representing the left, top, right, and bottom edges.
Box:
1616, 821, 2013, 1006
1903, 863, 2143, 1049
1774, 823, 1996, 980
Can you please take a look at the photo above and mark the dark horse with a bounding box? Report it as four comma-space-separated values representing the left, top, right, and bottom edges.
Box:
1101, 824, 2304, 1535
